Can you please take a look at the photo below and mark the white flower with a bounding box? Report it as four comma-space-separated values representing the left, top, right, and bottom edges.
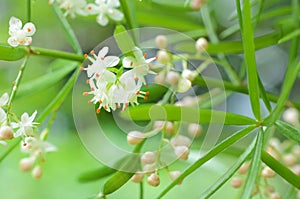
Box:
21, 136, 57, 156
51, 0, 87, 18
85, 0, 124, 26
84, 46, 120, 79
122, 47, 157, 85
8, 17, 36, 47
11, 111, 38, 137
0, 93, 9, 124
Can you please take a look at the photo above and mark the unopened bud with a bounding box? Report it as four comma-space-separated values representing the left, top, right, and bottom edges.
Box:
182, 69, 196, 81
155, 35, 168, 49
282, 108, 299, 124
127, 131, 145, 145
32, 165, 43, 179
165, 122, 174, 135
147, 173, 160, 187
170, 135, 191, 147
195, 37, 208, 52
0, 126, 14, 140
169, 170, 182, 184
174, 146, 189, 160
292, 145, 300, 158
237, 162, 250, 175
177, 78, 192, 93
231, 177, 243, 188
282, 154, 297, 166
141, 152, 156, 165
166, 71, 180, 86
261, 167, 275, 178
157, 50, 170, 64
291, 164, 300, 175
187, 123, 202, 137
19, 157, 35, 172
131, 172, 144, 183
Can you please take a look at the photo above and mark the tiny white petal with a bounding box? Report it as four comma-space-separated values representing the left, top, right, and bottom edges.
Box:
104, 56, 120, 67
97, 46, 109, 58
108, 9, 124, 21
7, 37, 19, 47
0, 93, 9, 106
96, 14, 109, 26
23, 22, 36, 36
107, 0, 120, 7
9, 17, 22, 29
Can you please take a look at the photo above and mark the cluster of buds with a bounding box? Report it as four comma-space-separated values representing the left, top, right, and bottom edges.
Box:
153, 35, 209, 93
0, 92, 56, 179
49, 0, 124, 26
126, 119, 203, 187
231, 137, 300, 198
82, 46, 156, 113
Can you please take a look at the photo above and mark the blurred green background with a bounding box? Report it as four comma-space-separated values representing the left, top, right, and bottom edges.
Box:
0, 0, 297, 198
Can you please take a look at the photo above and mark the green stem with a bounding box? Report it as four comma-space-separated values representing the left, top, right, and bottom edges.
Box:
7, 55, 30, 119
27, 0, 31, 22
29, 47, 84, 62
51, 2, 82, 54
261, 150, 300, 189
139, 182, 144, 199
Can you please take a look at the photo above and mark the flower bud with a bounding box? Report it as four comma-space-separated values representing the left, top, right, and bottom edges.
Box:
127, 131, 145, 145
282, 153, 297, 166
169, 170, 182, 185
282, 108, 299, 124
155, 35, 168, 49
154, 72, 166, 85
270, 192, 281, 199
187, 123, 202, 137
190, 0, 205, 10
157, 50, 170, 64
0, 125, 14, 140
166, 71, 180, 86
19, 157, 35, 172
266, 147, 279, 160
231, 177, 243, 188
177, 78, 192, 93
32, 165, 43, 179
165, 122, 174, 135
174, 146, 189, 160
141, 152, 156, 165
170, 135, 191, 147
237, 162, 250, 175
131, 172, 144, 183
182, 69, 196, 81
147, 173, 160, 187
195, 37, 208, 52
261, 167, 275, 178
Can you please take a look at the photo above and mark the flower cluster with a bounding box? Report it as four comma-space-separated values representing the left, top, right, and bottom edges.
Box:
231, 138, 300, 198
49, 0, 124, 26
82, 46, 156, 112
0, 93, 56, 179
8, 17, 36, 47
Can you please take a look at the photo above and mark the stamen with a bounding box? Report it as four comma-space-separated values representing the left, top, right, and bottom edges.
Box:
134, 77, 139, 81
99, 100, 103, 104
90, 50, 95, 55
84, 54, 88, 58
144, 53, 147, 58
83, 92, 89, 96
130, 61, 133, 66
96, 73, 100, 77
91, 87, 95, 91
86, 79, 90, 84
87, 5, 92, 10
144, 96, 148, 100
96, 108, 101, 114
88, 100, 92, 104
27, 28, 31, 32
80, 67, 85, 71
136, 91, 140, 95
101, 57, 105, 60
145, 91, 150, 95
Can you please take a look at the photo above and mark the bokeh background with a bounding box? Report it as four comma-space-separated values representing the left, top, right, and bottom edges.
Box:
0, 0, 298, 198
